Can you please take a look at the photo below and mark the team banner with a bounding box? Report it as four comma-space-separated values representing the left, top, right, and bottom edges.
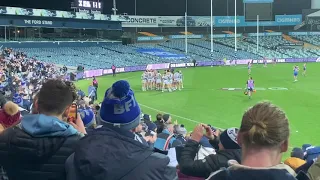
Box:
211, 34, 242, 38
136, 48, 186, 59
158, 16, 213, 27
169, 35, 203, 39
122, 16, 158, 27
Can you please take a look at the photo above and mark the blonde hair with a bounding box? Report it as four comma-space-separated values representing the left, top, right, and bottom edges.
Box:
240, 101, 289, 147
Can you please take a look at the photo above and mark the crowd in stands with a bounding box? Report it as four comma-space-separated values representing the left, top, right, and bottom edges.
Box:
0, 47, 318, 180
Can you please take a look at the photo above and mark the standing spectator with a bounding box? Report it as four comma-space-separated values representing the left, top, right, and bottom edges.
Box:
174, 124, 188, 145
65, 80, 172, 180
92, 77, 98, 100
179, 126, 241, 178
111, 64, 116, 77
12, 93, 23, 107
154, 123, 182, 154
144, 122, 158, 148
88, 84, 96, 104
208, 102, 296, 180
0, 79, 86, 180
0, 92, 6, 108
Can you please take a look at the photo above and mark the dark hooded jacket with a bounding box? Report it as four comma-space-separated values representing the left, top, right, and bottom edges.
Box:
0, 114, 82, 180
179, 139, 241, 178
65, 126, 172, 180
208, 161, 297, 180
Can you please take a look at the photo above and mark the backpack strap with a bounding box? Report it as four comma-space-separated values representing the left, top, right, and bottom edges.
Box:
163, 134, 174, 151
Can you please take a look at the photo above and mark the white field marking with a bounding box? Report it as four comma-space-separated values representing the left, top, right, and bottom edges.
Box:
139, 103, 295, 149
139, 103, 225, 130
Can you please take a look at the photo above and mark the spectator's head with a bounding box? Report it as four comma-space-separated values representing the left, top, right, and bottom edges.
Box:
156, 113, 163, 122
291, 148, 304, 159
164, 123, 174, 134
99, 80, 141, 131
218, 128, 240, 150
0, 101, 21, 131
79, 107, 95, 128
145, 122, 157, 143
238, 102, 289, 166
143, 114, 151, 123
37, 79, 77, 119
174, 124, 187, 137
163, 114, 172, 124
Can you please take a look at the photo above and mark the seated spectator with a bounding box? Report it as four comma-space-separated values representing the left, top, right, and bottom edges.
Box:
155, 114, 172, 134
303, 144, 320, 162
208, 102, 296, 180
174, 124, 188, 145
285, 148, 307, 171
78, 99, 96, 128
65, 80, 172, 180
144, 122, 158, 147
0, 79, 86, 180
0, 101, 21, 132
154, 123, 182, 154
179, 125, 240, 178
306, 158, 320, 180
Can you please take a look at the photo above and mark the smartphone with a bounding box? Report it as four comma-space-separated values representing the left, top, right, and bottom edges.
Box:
67, 103, 78, 123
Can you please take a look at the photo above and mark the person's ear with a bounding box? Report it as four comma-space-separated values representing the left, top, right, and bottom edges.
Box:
280, 139, 289, 153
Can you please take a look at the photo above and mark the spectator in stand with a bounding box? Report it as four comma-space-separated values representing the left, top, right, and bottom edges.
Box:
0, 79, 86, 180
65, 80, 172, 180
0, 101, 21, 132
179, 126, 241, 178
174, 124, 188, 145
303, 144, 320, 162
155, 113, 172, 134
88, 84, 96, 104
154, 123, 182, 154
285, 148, 307, 171
0, 92, 6, 108
208, 102, 296, 180
112, 64, 116, 77
144, 122, 158, 148
92, 77, 98, 100
78, 99, 96, 128
12, 93, 23, 107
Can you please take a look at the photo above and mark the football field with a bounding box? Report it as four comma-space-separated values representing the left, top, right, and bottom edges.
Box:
76, 63, 320, 156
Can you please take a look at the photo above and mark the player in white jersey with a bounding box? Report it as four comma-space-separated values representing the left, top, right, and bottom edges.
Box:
152, 70, 157, 90
147, 70, 153, 90
167, 70, 173, 92
141, 71, 147, 91
173, 71, 181, 91
156, 71, 162, 91
179, 71, 184, 89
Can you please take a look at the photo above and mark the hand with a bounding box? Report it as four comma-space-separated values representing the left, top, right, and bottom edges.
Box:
213, 129, 221, 137
174, 120, 178, 125
69, 113, 87, 135
202, 124, 215, 140
190, 124, 204, 142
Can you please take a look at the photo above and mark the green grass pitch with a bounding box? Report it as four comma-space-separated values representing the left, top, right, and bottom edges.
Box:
76, 63, 320, 158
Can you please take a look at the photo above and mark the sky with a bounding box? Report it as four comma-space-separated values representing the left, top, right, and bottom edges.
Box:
0, 0, 311, 16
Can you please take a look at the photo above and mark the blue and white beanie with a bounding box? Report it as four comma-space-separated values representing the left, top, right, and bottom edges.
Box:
79, 107, 95, 128
99, 80, 141, 130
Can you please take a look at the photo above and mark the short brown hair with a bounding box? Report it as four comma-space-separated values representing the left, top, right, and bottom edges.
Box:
240, 101, 289, 147
38, 79, 77, 115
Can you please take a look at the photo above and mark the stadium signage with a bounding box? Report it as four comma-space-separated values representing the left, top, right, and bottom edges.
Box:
288, 32, 320, 36
24, 19, 53, 25
211, 34, 242, 38
169, 35, 203, 39
137, 36, 164, 41
122, 16, 158, 27
247, 32, 282, 36
170, 63, 194, 68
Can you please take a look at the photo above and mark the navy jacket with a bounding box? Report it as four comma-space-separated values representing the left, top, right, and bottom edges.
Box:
208, 161, 297, 180
65, 126, 172, 180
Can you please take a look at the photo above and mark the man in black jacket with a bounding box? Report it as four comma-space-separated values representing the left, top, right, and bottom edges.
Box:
66, 80, 172, 180
179, 125, 241, 178
0, 79, 86, 180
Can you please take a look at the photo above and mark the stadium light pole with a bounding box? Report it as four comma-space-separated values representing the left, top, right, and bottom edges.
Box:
210, 0, 213, 53
257, 15, 259, 54
135, 0, 137, 15
185, 0, 188, 54
234, 0, 237, 53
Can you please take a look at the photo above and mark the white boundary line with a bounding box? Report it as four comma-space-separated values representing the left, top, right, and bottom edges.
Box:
139, 103, 225, 130
139, 103, 295, 149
